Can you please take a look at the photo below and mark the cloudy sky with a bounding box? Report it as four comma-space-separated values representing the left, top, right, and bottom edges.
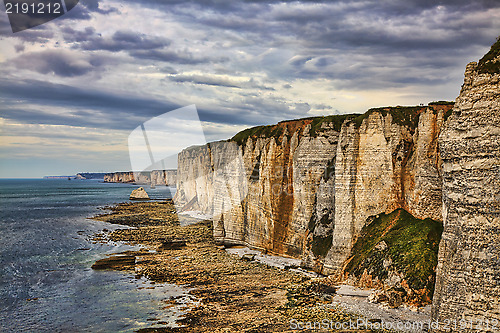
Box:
0, 0, 499, 177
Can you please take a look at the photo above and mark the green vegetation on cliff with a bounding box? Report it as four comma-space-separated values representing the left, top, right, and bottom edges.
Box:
230, 114, 357, 145
230, 103, 454, 146
231, 124, 284, 145
349, 106, 425, 129
345, 209, 443, 303
307, 114, 357, 136
477, 36, 500, 75
428, 101, 454, 106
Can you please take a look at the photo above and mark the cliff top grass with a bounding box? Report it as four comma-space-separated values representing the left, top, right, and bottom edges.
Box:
477, 36, 500, 75
344, 209, 443, 300
230, 103, 454, 145
428, 101, 455, 106
231, 114, 357, 146
348, 105, 425, 129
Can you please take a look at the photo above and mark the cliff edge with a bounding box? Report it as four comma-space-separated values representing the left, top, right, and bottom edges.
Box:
432, 39, 500, 329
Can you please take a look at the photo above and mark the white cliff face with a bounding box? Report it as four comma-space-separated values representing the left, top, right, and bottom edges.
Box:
151, 170, 177, 186
432, 56, 500, 329
174, 145, 213, 213
324, 108, 447, 273
175, 106, 450, 273
104, 170, 177, 185
405, 110, 445, 221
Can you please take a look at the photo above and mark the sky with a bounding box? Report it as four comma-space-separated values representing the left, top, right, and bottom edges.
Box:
0, 0, 499, 178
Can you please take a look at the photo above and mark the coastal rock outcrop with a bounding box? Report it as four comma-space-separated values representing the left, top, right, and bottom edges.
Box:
432, 39, 500, 329
174, 104, 453, 274
130, 187, 150, 200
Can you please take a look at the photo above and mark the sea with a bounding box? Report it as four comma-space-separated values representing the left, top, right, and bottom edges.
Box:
0, 179, 194, 332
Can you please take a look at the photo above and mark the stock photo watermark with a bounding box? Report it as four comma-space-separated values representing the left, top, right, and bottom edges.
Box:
3, 0, 79, 32
289, 318, 500, 331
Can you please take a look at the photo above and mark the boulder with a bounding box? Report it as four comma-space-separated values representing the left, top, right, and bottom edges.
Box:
241, 253, 256, 261
368, 291, 388, 304
158, 239, 187, 250
130, 187, 149, 200
387, 290, 403, 308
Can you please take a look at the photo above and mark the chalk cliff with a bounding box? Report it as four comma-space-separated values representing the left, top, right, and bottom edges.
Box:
174, 104, 453, 275
432, 39, 500, 329
104, 170, 177, 185
172, 38, 500, 318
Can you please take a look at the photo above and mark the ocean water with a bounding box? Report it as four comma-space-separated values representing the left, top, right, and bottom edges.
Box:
0, 179, 192, 332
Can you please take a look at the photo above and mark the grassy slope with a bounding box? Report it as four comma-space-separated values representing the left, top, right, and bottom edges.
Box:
344, 209, 443, 304
477, 36, 500, 75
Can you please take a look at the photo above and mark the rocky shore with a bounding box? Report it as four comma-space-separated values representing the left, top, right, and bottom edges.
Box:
90, 200, 386, 332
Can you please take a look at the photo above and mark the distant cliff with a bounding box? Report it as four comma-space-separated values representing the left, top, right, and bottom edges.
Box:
432, 39, 500, 329
75, 173, 107, 180
104, 170, 177, 185
174, 103, 453, 279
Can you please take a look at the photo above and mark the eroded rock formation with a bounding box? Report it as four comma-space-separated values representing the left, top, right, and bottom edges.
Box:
130, 187, 150, 200
174, 104, 453, 274
432, 40, 500, 329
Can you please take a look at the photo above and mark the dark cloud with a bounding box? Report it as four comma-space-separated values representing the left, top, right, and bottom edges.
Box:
64, 28, 171, 52
0, 79, 180, 130
157, 0, 500, 54
130, 49, 228, 65
9, 26, 55, 43
61, 26, 97, 42
170, 74, 241, 88
14, 44, 25, 52
168, 74, 274, 90
2, 0, 500, 132
77, 0, 118, 15
61, 27, 220, 66
0, 78, 310, 130
11, 49, 110, 77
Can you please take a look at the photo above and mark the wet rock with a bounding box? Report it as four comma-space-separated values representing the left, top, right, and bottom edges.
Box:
158, 239, 187, 250
368, 291, 388, 304
283, 264, 299, 270
241, 253, 256, 261
387, 290, 403, 308
375, 241, 388, 251
130, 187, 150, 200
91, 255, 136, 270
307, 281, 337, 294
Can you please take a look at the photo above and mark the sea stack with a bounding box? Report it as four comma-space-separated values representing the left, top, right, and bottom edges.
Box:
130, 187, 150, 200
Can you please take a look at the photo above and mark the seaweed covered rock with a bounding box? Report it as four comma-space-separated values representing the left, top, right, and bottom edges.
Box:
342, 209, 443, 307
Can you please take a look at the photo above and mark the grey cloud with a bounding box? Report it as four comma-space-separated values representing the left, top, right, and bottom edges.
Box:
0, 79, 181, 130
130, 49, 228, 65
12, 49, 110, 77
170, 74, 241, 88
79, 0, 117, 14
75, 30, 171, 52
9, 26, 55, 43
61, 26, 97, 42
62, 27, 220, 65
0, 78, 311, 131
168, 74, 274, 90
14, 44, 25, 53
